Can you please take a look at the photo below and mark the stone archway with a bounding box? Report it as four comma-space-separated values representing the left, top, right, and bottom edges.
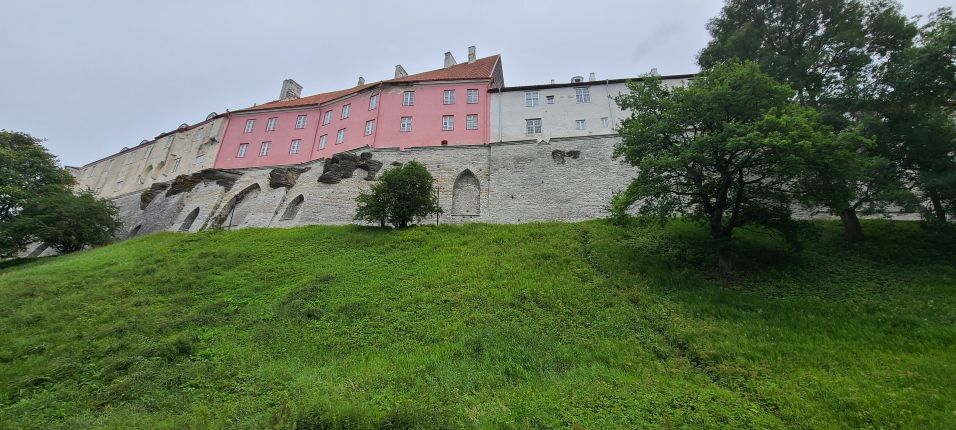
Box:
179, 207, 200, 232
452, 170, 480, 216
280, 195, 304, 221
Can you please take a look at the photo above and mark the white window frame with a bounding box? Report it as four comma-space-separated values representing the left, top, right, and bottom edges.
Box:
144, 146, 152, 159
295, 115, 307, 129
467, 89, 479, 104
259, 141, 271, 157
336, 128, 345, 144
400, 116, 412, 132
237, 143, 248, 158
290, 139, 301, 154
266, 117, 277, 131
322, 110, 332, 125
575, 87, 591, 103
402, 91, 415, 106
526, 118, 542, 134
126, 153, 134, 164
171, 158, 181, 172
575, 119, 586, 130
341, 104, 351, 119
443, 89, 455, 105
364, 120, 375, 136
369, 94, 378, 110
466, 114, 478, 130
442, 115, 454, 131
525, 91, 539, 107
244, 119, 255, 133
601, 117, 610, 128
318, 134, 327, 149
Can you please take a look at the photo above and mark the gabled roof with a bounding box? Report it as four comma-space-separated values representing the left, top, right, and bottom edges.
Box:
234, 55, 501, 114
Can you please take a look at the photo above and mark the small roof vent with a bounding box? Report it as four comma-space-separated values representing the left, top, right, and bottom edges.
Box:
571, 76, 584, 83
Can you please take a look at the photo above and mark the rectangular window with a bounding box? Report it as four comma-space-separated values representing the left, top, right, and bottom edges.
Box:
172, 158, 181, 172
466, 114, 478, 130
575, 119, 586, 130
336, 128, 345, 144
442, 115, 454, 131
546, 95, 555, 104
369, 94, 379, 110
259, 141, 271, 156
322, 110, 332, 125
400, 116, 412, 132
144, 146, 152, 159
106, 159, 114, 172
601, 117, 609, 128
166, 135, 175, 147
126, 153, 133, 164
290, 139, 301, 154
575, 87, 591, 103
237, 143, 249, 158
364, 120, 375, 136
525, 91, 539, 107
402, 91, 415, 106
295, 115, 307, 129
467, 89, 479, 104
266, 117, 278, 131
318, 134, 327, 149
341, 104, 351, 119
443, 89, 456, 105
244, 119, 255, 133
526, 118, 542, 134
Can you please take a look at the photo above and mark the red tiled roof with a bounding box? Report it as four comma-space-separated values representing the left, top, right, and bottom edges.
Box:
235, 55, 500, 113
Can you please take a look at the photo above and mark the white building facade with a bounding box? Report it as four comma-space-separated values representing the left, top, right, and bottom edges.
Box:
489, 74, 693, 142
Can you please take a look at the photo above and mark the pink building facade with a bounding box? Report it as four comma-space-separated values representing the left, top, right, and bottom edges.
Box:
214, 53, 502, 169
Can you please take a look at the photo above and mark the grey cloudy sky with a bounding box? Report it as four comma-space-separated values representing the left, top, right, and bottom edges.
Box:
1, 0, 949, 167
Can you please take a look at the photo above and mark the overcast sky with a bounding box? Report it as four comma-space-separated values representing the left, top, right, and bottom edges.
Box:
1, 0, 950, 167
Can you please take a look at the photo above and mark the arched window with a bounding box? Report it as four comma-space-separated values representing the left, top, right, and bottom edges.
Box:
140, 165, 153, 184
153, 161, 165, 179
219, 183, 261, 228
452, 170, 480, 216
179, 208, 200, 232
280, 195, 304, 220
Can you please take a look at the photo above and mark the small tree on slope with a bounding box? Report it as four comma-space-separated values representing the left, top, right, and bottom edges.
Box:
613, 62, 870, 267
354, 161, 441, 228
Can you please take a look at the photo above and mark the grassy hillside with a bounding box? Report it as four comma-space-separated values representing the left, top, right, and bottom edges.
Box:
1, 220, 954, 429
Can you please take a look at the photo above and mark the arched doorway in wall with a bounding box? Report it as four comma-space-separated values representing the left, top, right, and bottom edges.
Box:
127, 224, 142, 238
179, 208, 200, 232
280, 195, 305, 221
452, 170, 480, 216
217, 183, 262, 228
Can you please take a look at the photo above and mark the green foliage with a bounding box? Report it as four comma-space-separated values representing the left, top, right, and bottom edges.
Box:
0, 220, 953, 428
0, 130, 74, 223
4, 190, 121, 254
354, 161, 441, 228
614, 62, 866, 247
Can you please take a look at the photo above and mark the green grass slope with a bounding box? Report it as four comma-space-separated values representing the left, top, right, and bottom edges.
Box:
1, 220, 954, 429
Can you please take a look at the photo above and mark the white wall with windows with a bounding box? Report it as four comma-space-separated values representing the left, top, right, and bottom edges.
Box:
490, 77, 690, 142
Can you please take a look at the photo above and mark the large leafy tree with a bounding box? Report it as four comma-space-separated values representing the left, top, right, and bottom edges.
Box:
355, 161, 441, 228
5, 190, 121, 254
875, 8, 956, 222
0, 131, 75, 223
614, 62, 868, 264
698, 0, 919, 240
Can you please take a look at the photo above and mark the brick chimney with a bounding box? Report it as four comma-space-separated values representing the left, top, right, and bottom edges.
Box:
394, 64, 408, 78
468, 46, 476, 63
279, 79, 302, 101
444, 51, 457, 68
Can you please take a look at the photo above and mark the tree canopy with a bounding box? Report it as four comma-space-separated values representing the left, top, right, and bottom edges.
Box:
0, 130, 75, 223
614, 62, 869, 252
355, 161, 441, 228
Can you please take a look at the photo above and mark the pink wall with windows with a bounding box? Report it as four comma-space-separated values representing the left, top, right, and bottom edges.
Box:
215, 108, 320, 169
213, 81, 493, 169
375, 82, 491, 149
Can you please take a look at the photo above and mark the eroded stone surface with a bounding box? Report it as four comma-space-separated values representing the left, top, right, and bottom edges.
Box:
318, 152, 383, 184
269, 167, 311, 189
166, 169, 243, 197
140, 183, 170, 209
551, 150, 581, 164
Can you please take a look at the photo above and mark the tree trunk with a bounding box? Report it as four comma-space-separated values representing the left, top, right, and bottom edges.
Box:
928, 189, 947, 223
840, 208, 865, 241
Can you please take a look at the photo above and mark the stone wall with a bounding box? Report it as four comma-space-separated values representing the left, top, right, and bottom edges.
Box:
112, 135, 634, 238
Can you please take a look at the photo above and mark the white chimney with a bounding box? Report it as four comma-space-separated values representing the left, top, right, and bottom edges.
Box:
550, 79, 555, 84
650, 68, 660, 76
357, 76, 365, 86
571, 75, 584, 83
279, 79, 302, 100
467, 46, 476, 63
588, 72, 596, 81
394, 64, 408, 78
444, 51, 457, 68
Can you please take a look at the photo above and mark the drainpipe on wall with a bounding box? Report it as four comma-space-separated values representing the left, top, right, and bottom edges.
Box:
605, 79, 615, 130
